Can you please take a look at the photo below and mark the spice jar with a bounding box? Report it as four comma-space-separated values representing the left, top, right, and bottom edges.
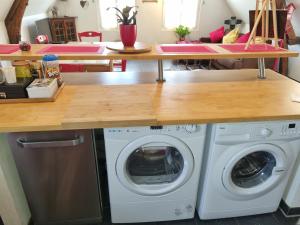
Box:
30, 61, 43, 79
12, 61, 32, 78
42, 55, 63, 86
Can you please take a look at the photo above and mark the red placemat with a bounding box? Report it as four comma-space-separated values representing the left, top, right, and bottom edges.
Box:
219, 44, 286, 53
158, 45, 217, 53
0, 44, 19, 54
37, 45, 105, 54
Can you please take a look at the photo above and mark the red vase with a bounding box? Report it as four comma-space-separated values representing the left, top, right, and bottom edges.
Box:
119, 24, 137, 47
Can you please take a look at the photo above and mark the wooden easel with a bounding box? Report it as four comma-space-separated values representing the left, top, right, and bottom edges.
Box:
246, 0, 279, 49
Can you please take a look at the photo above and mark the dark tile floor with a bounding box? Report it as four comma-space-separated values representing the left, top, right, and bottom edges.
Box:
100, 208, 299, 225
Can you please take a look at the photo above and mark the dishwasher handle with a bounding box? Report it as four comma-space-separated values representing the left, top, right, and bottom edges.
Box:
17, 136, 84, 149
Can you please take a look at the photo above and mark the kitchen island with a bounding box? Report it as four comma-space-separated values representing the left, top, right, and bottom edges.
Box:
0, 69, 300, 133
2, 69, 300, 225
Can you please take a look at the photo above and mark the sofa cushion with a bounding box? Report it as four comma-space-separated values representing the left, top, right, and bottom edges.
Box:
223, 28, 240, 44
210, 26, 225, 43
236, 32, 250, 43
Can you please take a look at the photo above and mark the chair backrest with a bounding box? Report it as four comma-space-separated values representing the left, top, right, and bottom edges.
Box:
35, 35, 49, 44
78, 31, 103, 42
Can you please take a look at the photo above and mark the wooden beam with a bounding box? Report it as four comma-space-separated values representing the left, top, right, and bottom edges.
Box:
272, 0, 279, 47
5, 0, 29, 44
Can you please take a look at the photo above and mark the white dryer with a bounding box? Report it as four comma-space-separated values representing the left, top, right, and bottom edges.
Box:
197, 121, 300, 220
104, 125, 206, 223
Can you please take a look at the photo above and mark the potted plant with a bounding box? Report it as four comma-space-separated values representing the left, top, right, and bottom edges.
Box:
108, 6, 138, 47
175, 25, 191, 41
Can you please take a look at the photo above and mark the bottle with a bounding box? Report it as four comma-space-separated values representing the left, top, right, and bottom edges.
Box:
42, 55, 62, 86
30, 61, 42, 79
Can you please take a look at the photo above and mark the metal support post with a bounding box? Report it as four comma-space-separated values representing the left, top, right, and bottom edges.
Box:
157, 60, 165, 82
258, 58, 266, 79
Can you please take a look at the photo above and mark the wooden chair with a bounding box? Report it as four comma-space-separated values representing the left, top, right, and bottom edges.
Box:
78, 31, 127, 72
78, 31, 103, 42
114, 59, 127, 72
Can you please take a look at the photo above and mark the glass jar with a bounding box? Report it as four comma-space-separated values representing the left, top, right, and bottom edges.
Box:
12, 61, 32, 78
42, 55, 62, 86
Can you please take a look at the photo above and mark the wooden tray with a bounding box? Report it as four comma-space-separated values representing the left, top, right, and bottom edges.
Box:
106, 42, 152, 54
0, 82, 65, 104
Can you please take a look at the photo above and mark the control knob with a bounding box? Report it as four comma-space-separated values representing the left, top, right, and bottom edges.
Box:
260, 128, 272, 137
185, 125, 198, 133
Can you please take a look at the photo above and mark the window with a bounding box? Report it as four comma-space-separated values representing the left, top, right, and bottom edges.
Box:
100, 0, 136, 30
163, 0, 200, 29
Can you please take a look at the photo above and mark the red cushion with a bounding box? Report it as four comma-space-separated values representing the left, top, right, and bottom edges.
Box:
236, 32, 250, 43
209, 26, 225, 43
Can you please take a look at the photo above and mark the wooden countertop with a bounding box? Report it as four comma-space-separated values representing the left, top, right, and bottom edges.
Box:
1, 69, 300, 133
0, 43, 298, 61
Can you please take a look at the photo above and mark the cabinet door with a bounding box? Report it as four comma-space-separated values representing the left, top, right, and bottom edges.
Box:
64, 19, 77, 42
50, 20, 67, 43
7, 130, 102, 224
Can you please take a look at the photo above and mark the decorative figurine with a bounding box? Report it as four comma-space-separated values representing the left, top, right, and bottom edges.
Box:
51, 7, 58, 18
19, 41, 31, 52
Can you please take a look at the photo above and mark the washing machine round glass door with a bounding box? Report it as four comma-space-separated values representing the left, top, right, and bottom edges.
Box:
116, 135, 194, 196
222, 144, 287, 198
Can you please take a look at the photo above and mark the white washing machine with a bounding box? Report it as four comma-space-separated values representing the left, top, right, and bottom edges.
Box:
197, 121, 300, 220
104, 124, 206, 223
281, 152, 300, 216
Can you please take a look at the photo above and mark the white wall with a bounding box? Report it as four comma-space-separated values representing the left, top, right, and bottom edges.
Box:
199, 0, 235, 35
55, 0, 233, 44
0, 0, 13, 44
24, 0, 56, 17
21, 13, 48, 42
226, 0, 256, 33
0, 0, 13, 21
0, 22, 9, 43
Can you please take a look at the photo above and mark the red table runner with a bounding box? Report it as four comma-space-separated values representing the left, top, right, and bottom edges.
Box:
158, 45, 217, 53
219, 44, 286, 53
0, 44, 19, 54
37, 45, 105, 54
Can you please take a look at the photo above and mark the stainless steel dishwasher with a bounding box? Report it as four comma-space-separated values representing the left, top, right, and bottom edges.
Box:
7, 130, 102, 225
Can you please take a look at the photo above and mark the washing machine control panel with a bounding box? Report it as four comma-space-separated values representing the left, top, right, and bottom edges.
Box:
215, 121, 300, 142
185, 124, 198, 133
259, 128, 273, 137
105, 124, 206, 139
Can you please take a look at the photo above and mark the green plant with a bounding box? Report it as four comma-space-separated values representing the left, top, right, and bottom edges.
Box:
107, 6, 138, 25
175, 25, 191, 39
